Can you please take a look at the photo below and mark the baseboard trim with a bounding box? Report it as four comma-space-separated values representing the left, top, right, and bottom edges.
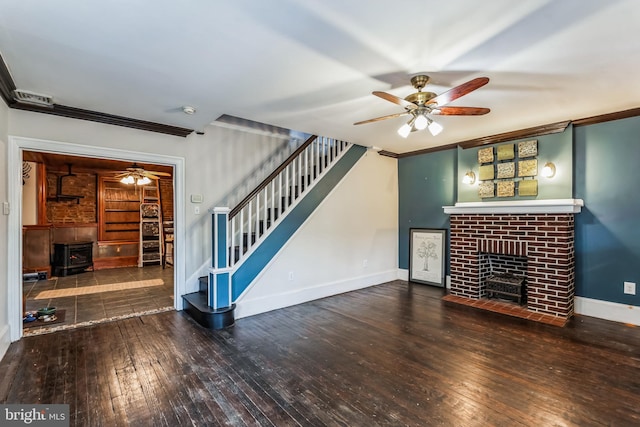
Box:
0, 324, 10, 362
235, 269, 398, 319
398, 269, 408, 281
574, 296, 640, 326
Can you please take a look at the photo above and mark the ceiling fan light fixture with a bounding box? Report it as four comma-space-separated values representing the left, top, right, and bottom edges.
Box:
120, 175, 135, 185
428, 119, 443, 136
397, 123, 412, 138
414, 114, 429, 130
137, 176, 152, 186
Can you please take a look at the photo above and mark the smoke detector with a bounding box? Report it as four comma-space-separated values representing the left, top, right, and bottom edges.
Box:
13, 89, 54, 107
182, 105, 196, 115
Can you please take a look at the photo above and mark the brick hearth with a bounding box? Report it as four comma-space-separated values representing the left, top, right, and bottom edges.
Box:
445, 206, 579, 323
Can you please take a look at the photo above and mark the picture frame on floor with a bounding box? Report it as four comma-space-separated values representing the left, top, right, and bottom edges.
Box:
409, 228, 446, 287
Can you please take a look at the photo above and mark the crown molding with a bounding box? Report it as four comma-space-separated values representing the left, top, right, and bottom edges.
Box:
0, 52, 193, 137
0, 55, 17, 107
571, 107, 640, 127
11, 102, 193, 137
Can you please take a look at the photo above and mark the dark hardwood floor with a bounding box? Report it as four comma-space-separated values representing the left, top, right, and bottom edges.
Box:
2, 281, 640, 426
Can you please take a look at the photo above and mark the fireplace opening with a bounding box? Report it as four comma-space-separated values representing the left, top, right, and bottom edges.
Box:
480, 253, 527, 305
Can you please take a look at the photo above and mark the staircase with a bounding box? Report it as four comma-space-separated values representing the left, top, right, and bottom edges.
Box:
183, 135, 366, 329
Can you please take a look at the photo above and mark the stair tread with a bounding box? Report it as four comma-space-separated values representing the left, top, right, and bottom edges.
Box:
183, 292, 235, 314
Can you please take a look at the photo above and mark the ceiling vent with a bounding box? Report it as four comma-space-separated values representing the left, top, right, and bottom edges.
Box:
13, 89, 54, 107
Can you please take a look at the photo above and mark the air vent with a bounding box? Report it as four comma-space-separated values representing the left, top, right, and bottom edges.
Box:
13, 89, 54, 107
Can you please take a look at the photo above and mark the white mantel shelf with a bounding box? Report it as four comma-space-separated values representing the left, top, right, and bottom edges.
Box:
443, 199, 584, 215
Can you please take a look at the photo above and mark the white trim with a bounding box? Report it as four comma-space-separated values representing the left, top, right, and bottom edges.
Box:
575, 296, 640, 326
232, 145, 362, 302
397, 268, 409, 281
443, 199, 584, 214
7, 136, 186, 341
235, 269, 398, 319
0, 324, 10, 362
227, 142, 354, 274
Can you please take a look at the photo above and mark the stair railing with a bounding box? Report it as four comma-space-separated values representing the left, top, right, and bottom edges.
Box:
227, 135, 351, 267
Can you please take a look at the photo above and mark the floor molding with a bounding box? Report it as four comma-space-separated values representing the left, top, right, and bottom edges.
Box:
575, 296, 640, 326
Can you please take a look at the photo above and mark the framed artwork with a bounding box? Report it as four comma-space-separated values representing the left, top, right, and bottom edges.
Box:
518, 159, 538, 177
479, 164, 495, 181
497, 162, 515, 179
478, 147, 494, 164
478, 182, 495, 198
409, 228, 446, 287
518, 140, 538, 158
497, 181, 515, 197
497, 144, 515, 160
518, 179, 538, 196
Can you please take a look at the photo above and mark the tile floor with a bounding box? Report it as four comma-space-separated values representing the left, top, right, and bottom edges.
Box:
23, 265, 174, 335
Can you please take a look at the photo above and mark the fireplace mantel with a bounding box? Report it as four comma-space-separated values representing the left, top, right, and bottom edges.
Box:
443, 198, 584, 215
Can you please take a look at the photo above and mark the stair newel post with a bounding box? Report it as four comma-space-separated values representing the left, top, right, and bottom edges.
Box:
211, 207, 233, 311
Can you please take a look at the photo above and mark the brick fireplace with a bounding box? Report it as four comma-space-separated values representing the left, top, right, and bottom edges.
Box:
443, 199, 583, 324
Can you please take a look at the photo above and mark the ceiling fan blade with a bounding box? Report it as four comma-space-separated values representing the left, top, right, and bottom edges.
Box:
373, 91, 418, 110
145, 171, 171, 177
354, 111, 409, 125
431, 106, 490, 116
427, 77, 489, 106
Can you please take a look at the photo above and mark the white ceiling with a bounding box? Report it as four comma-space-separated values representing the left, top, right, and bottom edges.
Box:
1, 0, 639, 154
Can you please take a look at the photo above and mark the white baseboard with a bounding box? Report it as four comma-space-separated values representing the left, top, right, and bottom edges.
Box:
0, 324, 10, 362
574, 296, 640, 326
235, 269, 398, 319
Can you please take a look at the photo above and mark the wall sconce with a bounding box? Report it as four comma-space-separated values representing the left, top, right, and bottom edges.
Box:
462, 170, 476, 185
541, 162, 556, 178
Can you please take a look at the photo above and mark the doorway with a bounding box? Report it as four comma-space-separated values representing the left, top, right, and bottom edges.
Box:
8, 136, 186, 341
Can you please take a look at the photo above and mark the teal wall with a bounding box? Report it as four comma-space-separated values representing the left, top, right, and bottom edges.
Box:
574, 116, 640, 304
457, 125, 573, 202
398, 116, 640, 307
398, 149, 456, 270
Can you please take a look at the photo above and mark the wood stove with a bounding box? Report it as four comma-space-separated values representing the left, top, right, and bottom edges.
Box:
53, 241, 94, 276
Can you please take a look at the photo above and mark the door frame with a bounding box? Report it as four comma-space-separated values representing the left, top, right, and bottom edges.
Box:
7, 136, 186, 342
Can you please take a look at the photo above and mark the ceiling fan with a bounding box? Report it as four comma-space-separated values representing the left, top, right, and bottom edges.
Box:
114, 163, 171, 185
354, 75, 490, 138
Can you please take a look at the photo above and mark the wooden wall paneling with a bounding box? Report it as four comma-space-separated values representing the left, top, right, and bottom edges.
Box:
36, 163, 48, 225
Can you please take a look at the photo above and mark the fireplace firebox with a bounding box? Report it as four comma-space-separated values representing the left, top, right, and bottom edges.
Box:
485, 273, 526, 305
53, 241, 94, 277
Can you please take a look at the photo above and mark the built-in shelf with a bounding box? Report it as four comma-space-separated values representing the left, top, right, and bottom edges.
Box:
443, 199, 584, 215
